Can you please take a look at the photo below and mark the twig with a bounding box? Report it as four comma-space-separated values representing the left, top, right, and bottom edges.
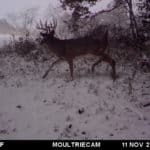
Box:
143, 103, 150, 108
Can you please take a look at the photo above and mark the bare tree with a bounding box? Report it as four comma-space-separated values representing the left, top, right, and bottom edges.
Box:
21, 7, 39, 35
7, 7, 39, 35
59, 0, 122, 35
125, 0, 139, 40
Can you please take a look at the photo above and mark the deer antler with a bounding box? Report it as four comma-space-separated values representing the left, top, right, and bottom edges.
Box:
36, 19, 57, 34
52, 17, 57, 29
36, 20, 48, 32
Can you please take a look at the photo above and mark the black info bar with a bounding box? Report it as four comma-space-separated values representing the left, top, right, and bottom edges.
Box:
0, 140, 150, 149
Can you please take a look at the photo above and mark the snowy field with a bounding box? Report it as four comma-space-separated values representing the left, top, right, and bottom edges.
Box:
0, 36, 150, 140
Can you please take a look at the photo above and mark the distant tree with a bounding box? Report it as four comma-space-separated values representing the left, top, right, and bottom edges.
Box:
7, 13, 18, 29
20, 7, 39, 35
7, 7, 39, 35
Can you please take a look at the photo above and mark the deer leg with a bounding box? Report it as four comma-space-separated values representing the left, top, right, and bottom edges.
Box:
101, 53, 116, 80
91, 57, 102, 73
67, 58, 74, 80
42, 58, 62, 79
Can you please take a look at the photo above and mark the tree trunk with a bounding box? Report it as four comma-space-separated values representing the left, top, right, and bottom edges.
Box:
126, 0, 139, 40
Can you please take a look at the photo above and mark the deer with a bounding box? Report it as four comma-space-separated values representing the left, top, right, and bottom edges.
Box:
36, 19, 117, 80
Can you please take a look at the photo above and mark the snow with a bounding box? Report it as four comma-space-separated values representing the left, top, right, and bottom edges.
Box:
0, 52, 150, 140
90, 0, 116, 13
0, 34, 11, 47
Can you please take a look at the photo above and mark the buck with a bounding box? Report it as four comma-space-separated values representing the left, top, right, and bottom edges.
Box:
37, 20, 117, 80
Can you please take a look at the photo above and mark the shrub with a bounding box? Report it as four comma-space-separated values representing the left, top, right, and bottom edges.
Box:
13, 35, 37, 57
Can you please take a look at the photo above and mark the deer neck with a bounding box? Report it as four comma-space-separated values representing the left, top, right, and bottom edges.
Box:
46, 37, 62, 54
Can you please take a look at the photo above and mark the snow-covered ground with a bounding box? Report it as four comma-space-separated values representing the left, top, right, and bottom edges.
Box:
0, 50, 150, 140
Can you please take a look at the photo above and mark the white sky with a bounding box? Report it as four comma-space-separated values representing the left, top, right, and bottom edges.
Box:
0, 0, 60, 18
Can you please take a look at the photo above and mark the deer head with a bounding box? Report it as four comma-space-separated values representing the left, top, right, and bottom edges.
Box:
36, 19, 57, 44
